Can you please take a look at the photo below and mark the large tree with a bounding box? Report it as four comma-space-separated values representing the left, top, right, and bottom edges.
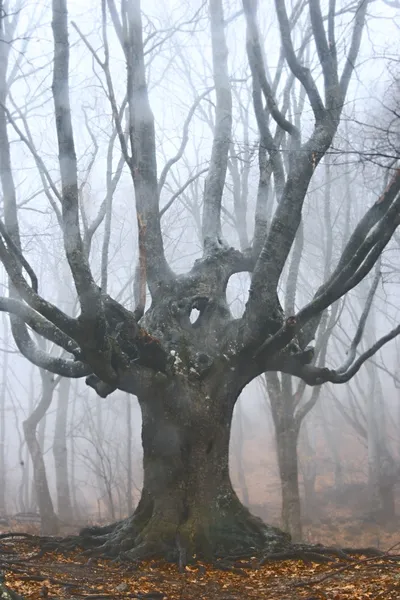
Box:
0, 0, 399, 562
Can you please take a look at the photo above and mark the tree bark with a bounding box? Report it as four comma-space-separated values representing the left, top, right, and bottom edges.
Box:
126, 393, 134, 515
275, 424, 302, 542
0, 315, 8, 515
53, 377, 73, 523
23, 370, 58, 535
80, 375, 289, 562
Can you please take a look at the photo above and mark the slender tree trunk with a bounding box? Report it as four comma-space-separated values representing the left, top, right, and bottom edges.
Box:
0, 316, 8, 515
69, 380, 79, 519
126, 393, 133, 515
300, 420, 317, 521
379, 481, 396, 521
53, 377, 73, 523
234, 405, 250, 507
23, 370, 58, 535
267, 375, 302, 543
80, 376, 289, 561
275, 423, 302, 542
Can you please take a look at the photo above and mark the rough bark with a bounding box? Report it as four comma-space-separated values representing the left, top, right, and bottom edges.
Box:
0, 0, 397, 567
80, 375, 290, 562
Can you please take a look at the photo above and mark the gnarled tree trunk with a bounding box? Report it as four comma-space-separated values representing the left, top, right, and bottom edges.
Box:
81, 374, 290, 562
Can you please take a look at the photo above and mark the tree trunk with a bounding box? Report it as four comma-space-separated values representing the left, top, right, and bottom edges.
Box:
126, 393, 134, 515
0, 315, 8, 515
300, 420, 317, 521
23, 370, 58, 535
232, 403, 250, 506
80, 375, 289, 562
53, 377, 73, 523
379, 480, 396, 522
275, 425, 302, 542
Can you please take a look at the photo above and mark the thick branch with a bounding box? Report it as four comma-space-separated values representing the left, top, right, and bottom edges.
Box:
124, 0, 172, 290
339, 0, 368, 100
244, 123, 336, 348
11, 323, 90, 377
308, 0, 339, 109
297, 182, 400, 331
0, 235, 78, 337
243, 0, 299, 138
274, 0, 325, 121
0, 217, 38, 291
282, 323, 400, 385
300, 167, 400, 346
202, 0, 232, 252
0, 296, 82, 357
52, 0, 103, 320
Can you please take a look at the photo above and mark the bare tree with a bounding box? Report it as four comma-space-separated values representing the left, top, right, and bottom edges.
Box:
0, 0, 399, 562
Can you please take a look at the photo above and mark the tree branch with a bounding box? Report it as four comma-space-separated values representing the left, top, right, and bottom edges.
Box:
52, 0, 104, 322
123, 0, 172, 291
281, 323, 400, 386
0, 217, 38, 292
160, 168, 208, 217
202, 0, 232, 252
158, 88, 212, 194
337, 263, 380, 374
243, 0, 299, 138
0, 234, 78, 337
274, 0, 325, 121
0, 297, 81, 357
308, 0, 339, 109
339, 0, 369, 100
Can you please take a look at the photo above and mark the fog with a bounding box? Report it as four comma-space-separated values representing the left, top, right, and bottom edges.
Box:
0, 0, 399, 553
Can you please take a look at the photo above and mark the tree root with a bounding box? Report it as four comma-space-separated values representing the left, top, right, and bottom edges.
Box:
2, 510, 396, 571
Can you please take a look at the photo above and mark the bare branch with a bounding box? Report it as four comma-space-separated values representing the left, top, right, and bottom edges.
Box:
160, 167, 208, 217
0, 235, 78, 337
339, 0, 369, 100
158, 88, 212, 194
297, 170, 400, 332
337, 263, 380, 374
308, 0, 339, 107
5, 97, 63, 225
11, 323, 90, 377
202, 0, 232, 252
123, 0, 172, 289
0, 217, 38, 292
283, 323, 400, 385
52, 0, 103, 320
243, 0, 299, 138
0, 296, 81, 358
274, 0, 325, 121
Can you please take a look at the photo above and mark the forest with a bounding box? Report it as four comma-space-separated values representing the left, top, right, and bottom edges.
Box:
0, 0, 399, 598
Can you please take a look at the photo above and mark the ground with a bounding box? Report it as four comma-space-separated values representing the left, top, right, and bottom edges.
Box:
1, 532, 400, 600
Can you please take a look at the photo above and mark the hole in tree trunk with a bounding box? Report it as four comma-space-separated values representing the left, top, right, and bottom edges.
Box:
206, 439, 214, 454
226, 273, 251, 318
189, 308, 200, 324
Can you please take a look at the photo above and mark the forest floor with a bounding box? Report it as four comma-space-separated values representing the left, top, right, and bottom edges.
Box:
1, 531, 400, 600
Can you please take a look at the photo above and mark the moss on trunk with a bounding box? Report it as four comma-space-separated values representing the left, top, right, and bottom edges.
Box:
79, 376, 290, 562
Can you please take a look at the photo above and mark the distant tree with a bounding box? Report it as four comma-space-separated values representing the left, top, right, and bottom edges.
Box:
0, 0, 399, 563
